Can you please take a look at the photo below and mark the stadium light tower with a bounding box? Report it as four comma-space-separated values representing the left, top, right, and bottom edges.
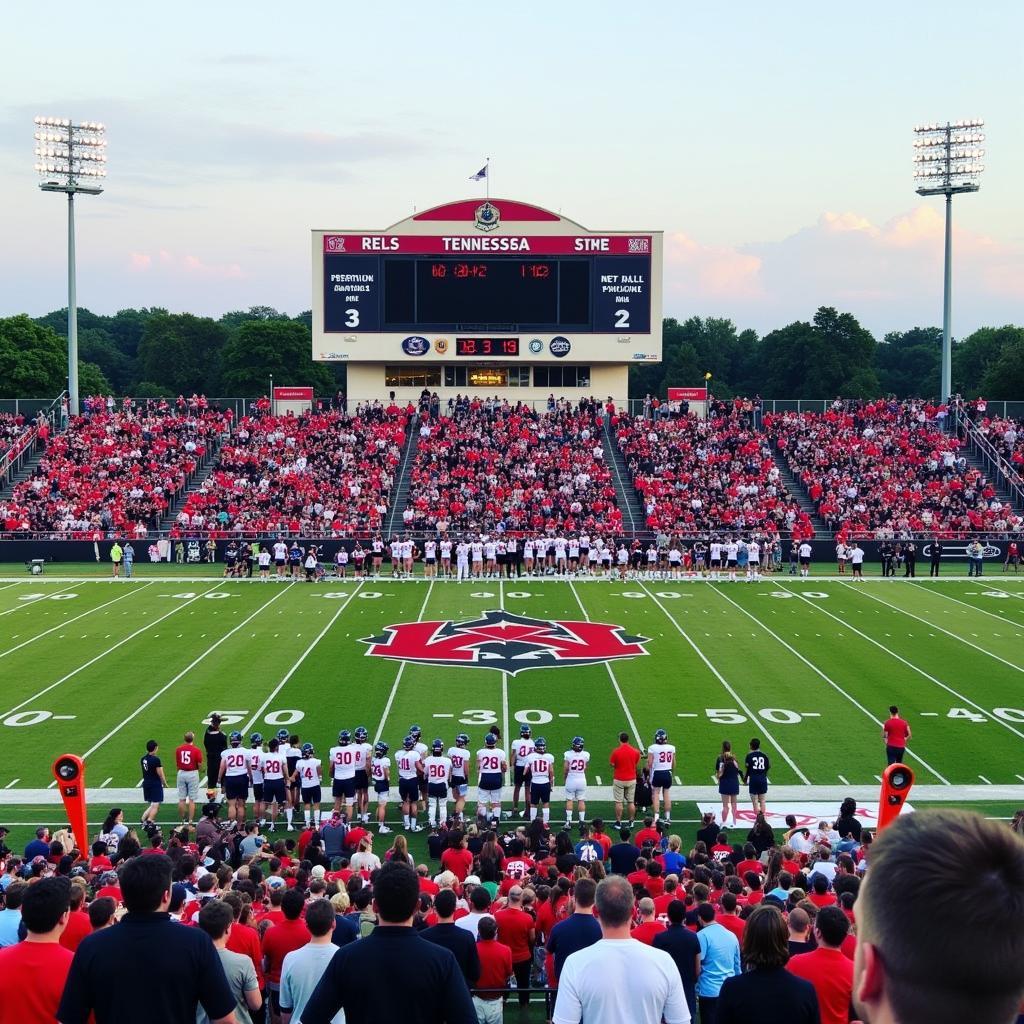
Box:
912, 119, 985, 403
34, 116, 107, 416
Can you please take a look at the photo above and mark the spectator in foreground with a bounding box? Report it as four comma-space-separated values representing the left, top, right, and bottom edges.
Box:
197, 900, 261, 1024
716, 904, 818, 1024
695, 902, 741, 1024
0, 876, 73, 1024
57, 854, 236, 1024
653, 898, 701, 1022
300, 860, 477, 1024
474, 915, 513, 1022
853, 809, 1024, 1024
280, 898, 342, 1024
787, 905, 853, 1024
421, 888, 481, 986
552, 874, 689, 1024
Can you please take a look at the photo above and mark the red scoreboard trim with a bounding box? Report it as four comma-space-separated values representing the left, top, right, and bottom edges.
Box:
323, 235, 652, 256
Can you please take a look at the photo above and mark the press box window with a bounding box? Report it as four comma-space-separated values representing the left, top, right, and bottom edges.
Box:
534, 365, 591, 388
384, 365, 442, 388
444, 366, 530, 388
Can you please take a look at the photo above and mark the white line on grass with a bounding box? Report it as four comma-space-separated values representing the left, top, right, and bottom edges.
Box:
638, 584, 811, 784
372, 582, 432, 744
838, 775, 850, 785
781, 585, 1024, 743
913, 582, 1024, 627
841, 583, 1024, 677
979, 775, 992, 784
0, 582, 155, 661
4, 779, 19, 788
711, 586, 950, 785
0, 582, 25, 593
83, 584, 296, 760
499, 582, 509, 754
568, 582, 642, 744
0, 583, 227, 721
101, 778, 112, 788
0, 581, 81, 616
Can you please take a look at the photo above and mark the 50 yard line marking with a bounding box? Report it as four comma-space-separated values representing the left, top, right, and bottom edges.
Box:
639, 583, 811, 784
783, 585, 1024, 742
0, 581, 155, 660
372, 581, 432, 744
569, 582, 641, 743
711, 586, 950, 785
0, 583, 227, 721
83, 584, 296, 759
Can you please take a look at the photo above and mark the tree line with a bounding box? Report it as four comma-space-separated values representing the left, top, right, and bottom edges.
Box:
0, 304, 1021, 401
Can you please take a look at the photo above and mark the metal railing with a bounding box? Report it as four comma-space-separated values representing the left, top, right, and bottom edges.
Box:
955, 410, 1024, 508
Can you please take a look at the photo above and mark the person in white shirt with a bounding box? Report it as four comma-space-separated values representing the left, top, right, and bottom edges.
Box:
389, 538, 402, 577
798, 541, 813, 578
279, 899, 343, 1024
553, 537, 568, 574
709, 540, 723, 581
258, 740, 288, 833
724, 539, 739, 582
401, 537, 415, 577
292, 743, 323, 828
328, 731, 358, 818
850, 542, 865, 579
746, 539, 761, 582
395, 736, 423, 832
553, 875, 689, 1024
528, 738, 555, 824
257, 546, 272, 580
836, 541, 848, 575
616, 544, 629, 579
447, 734, 472, 821
483, 539, 497, 577
523, 538, 535, 575
511, 726, 536, 820
370, 743, 392, 834
455, 541, 471, 583
470, 538, 484, 578
272, 539, 288, 578
333, 547, 348, 578
422, 740, 452, 827
476, 735, 507, 826
423, 539, 437, 579
563, 737, 590, 826
439, 538, 452, 578
647, 729, 676, 824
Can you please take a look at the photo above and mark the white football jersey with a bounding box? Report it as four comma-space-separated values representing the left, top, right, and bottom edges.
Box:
423, 755, 452, 785
329, 744, 357, 780
448, 746, 471, 778
220, 748, 248, 778
259, 751, 286, 780
528, 752, 554, 783
396, 749, 421, 779
247, 748, 264, 784
371, 756, 390, 784
295, 757, 321, 787
513, 737, 535, 767
648, 743, 676, 771
564, 749, 590, 784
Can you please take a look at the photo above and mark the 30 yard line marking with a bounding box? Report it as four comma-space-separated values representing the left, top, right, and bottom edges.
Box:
639, 584, 810, 784
913, 582, 1024, 628
784, 586, 1024, 742
844, 583, 1024, 677
713, 586, 950, 785
372, 581, 432, 745
0, 582, 155, 661
0, 583, 228, 721
569, 582, 642, 744
0, 581, 81, 617
84, 584, 296, 760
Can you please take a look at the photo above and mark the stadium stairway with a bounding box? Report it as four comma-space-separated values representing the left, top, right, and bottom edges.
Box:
157, 431, 230, 530
770, 450, 831, 537
0, 444, 46, 499
602, 419, 645, 533
959, 445, 1023, 517
384, 415, 420, 537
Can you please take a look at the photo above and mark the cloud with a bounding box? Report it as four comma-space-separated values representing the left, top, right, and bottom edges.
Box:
663, 206, 1024, 335
129, 249, 243, 280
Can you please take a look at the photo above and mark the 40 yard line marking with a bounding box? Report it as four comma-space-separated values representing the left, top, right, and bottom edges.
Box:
711, 586, 950, 785
568, 582, 641, 744
372, 582, 432, 744
83, 584, 296, 760
0, 582, 227, 721
911, 582, 1024, 628
638, 583, 811, 784
0, 581, 155, 661
784, 586, 1024, 743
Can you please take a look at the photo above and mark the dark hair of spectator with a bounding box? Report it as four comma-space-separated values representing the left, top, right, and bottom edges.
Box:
742, 904, 790, 970
120, 853, 172, 914
372, 861, 421, 923
21, 876, 71, 933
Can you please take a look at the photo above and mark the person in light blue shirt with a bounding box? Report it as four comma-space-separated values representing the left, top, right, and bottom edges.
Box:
695, 902, 741, 1024
123, 542, 135, 578
0, 881, 26, 947
280, 898, 345, 1024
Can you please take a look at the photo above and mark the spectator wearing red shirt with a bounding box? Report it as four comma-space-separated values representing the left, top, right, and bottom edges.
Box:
717, 892, 746, 942
631, 898, 667, 945
261, 889, 310, 1010
634, 818, 661, 849
882, 705, 911, 765
417, 864, 440, 896
441, 832, 474, 883
735, 845, 763, 879
174, 731, 204, 824
493, 886, 535, 1007
474, 916, 513, 1009
59, 885, 92, 953
788, 906, 853, 1024
590, 819, 613, 860
0, 876, 74, 1024
221, 891, 265, 992
609, 733, 642, 827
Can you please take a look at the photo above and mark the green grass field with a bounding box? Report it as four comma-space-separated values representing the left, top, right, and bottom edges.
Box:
1, 573, 1023, 855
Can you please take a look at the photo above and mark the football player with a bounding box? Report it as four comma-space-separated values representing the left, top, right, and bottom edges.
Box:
328, 730, 357, 818
274, 729, 297, 830
648, 728, 676, 825
447, 733, 471, 821
371, 741, 392, 834
218, 730, 250, 828
352, 726, 373, 823
258, 738, 287, 833
423, 739, 453, 828
528, 737, 555, 824
285, 733, 302, 817
292, 742, 322, 827
409, 725, 428, 812
396, 735, 424, 832
247, 733, 265, 827
511, 724, 535, 819
563, 736, 590, 827
476, 733, 507, 826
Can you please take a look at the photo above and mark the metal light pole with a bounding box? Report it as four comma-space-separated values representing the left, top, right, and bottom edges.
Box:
34, 117, 107, 416
913, 120, 985, 402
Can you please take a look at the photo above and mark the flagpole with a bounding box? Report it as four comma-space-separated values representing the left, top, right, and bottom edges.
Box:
486, 156, 490, 200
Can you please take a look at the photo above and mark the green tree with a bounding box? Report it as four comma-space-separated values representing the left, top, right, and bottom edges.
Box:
0, 315, 67, 397
219, 306, 290, 333
953, 325, 1024, 396
980, 337, 1024, 398
77, 361, 111, 396
220, 319, 334, 397
874, 327, 941, 397
137, 313, 227, 395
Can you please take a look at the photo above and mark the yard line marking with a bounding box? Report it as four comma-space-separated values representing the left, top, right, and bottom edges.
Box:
638, 583, 810, 784
838, 774, 850, 785
912, 582, 1024, 628
558, 713, 580, 718
82, 584, 294, 760
4, 779, 19, 789
781, 585, 1024, 742
920, 712, 939, 717
979, 775, 992, 784
372, 582, 432, 745
595, 775, 602, 785
674, 774, 682, 786
135, 779, 142, 787
711, 585, 950, 784
48, 780, 58, 789
842, 583, 1024, 677
1017, 775, 1024, 783
874, 775, 883, 783
500, 582, 510, 764
0, 582, 25, 593
101, 778, 112, 788
0, 581, 155, 659
0, 583, 227, 721
0, 581, 80, 617
569, 582, 642, 745
433, 713, 454, 718
676, 713, 698, 718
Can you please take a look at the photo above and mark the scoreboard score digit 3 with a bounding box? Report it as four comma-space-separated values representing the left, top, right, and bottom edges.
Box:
455, 338, 521, 356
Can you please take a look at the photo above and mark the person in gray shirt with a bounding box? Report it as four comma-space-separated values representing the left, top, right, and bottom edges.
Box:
239, 822, 266, 860
281, 898, 344, 1024
196, 900, 262, 1024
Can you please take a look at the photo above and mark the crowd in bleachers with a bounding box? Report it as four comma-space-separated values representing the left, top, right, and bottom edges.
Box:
176, 401, 407, 537
401, 397, 622, 535
1, 400, 230, 537
615, 400, 813, 540
976, 416, 1024, 489
765, 398, 1023, 538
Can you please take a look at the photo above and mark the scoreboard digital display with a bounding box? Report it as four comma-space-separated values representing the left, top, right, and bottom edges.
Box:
455, 337, 520, 356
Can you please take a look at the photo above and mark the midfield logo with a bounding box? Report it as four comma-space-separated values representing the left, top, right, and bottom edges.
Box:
362, 610, 650, 675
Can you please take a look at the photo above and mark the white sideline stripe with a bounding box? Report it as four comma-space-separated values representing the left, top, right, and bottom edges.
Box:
914, 582, 1024, 627
82, 585, 295, 760
372, 581, 430, 745
712, 586, 950, 785
0, 581, 155, 660
569, 582, 642, 745
0, 583, 227, 721
0, 581, 81, 616
783, 585, 1024, 743
639, 583, 811, 784
845, 583, 1024, 677
244, 583, 365, 738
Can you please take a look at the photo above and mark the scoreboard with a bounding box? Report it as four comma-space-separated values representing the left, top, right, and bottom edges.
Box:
312, 198, 662, 364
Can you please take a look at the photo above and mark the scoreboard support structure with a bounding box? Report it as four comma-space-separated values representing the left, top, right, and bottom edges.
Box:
312, 198, 662, 406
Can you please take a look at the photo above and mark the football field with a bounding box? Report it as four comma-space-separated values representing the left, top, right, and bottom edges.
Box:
1, 573, 1023, 846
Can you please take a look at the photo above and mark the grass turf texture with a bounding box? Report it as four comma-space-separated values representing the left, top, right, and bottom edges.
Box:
1, 576, 1023, 846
